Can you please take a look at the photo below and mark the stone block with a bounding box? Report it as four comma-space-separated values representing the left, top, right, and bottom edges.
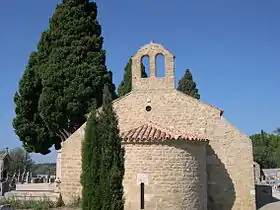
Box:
16, 183, 54, 191
4, 190, 61, 203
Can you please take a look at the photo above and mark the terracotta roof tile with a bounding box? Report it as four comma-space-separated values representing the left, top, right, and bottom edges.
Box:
120, 122, 207, 143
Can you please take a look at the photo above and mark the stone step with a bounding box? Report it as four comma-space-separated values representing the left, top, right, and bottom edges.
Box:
16, 183, 55, 191
4, 191, 61, 202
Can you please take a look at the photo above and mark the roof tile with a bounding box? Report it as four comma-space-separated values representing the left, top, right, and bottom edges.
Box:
120, 122, 207, 143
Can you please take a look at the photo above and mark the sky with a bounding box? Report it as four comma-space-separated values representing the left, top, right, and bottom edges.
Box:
0, 0, 280, 162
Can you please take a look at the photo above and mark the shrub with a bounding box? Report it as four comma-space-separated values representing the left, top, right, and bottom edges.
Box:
0, 197, 58, 209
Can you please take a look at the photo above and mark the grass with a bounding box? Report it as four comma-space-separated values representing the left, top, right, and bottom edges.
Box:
0, 197, 58, 210
0, 195, 81, 209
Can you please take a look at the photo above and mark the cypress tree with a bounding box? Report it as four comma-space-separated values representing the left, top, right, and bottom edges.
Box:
13, 0, 116, 154
13, 52, 59, 154
81, 103, 102, 209
177, 69, 200, 99
99, 85, 125, 209
117, 58, 147, 97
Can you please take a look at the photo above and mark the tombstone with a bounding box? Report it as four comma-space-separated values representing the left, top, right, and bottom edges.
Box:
0, 152, 11, 182
17, 170, 21, 183
25, 171, 30, 184
21, 169, 26, 184
11, 173, 15, 181
10, 178, 16, 190
0, 152, 11, 195
40, 177, 44, 183
50, 177, 55, 183
0, 181, 9, 196
47, 174, 50, 183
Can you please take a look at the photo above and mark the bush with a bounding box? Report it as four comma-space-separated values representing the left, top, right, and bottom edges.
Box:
0, 197, 58, 209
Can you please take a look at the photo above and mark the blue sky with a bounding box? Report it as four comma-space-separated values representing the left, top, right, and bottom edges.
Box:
0, 0, 280, 162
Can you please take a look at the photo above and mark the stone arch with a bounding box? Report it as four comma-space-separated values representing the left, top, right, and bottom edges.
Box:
155, 53, 165, 77
141, 55, 150, 77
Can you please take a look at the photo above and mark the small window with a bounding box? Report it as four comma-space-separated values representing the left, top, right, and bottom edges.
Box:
146, 105, 152, 112
140, 182, 144, 209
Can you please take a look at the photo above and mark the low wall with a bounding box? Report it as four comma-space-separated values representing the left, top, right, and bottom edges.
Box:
16, 183, 55, 191
255, 184, 273, 209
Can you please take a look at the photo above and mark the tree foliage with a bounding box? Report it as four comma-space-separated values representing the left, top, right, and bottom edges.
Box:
99, 86, 125, 209
32, 163, 56, 175
250, 129, 280, 169
117, 58, 147, 97
1, 147, 34, 175
81, 86, 125, 209
81, 102, 101, 209
13, 0, 116, 154
13, 52, 57, 154
177, 69, 200, 99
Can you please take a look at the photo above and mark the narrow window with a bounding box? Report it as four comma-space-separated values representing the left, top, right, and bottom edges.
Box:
155, 53, 165, 77
140, 182, 145, 209
141, 56, 150, 78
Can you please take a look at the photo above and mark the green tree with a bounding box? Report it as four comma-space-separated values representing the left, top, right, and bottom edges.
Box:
32, 163, 56, 175
81, 86, 125, 209
250, 130, 277, 168
13, 0, 116, 154
177, 69, 200, 99
273, 128, 280, 136
1, 147, 34, 175
99, 85, 125, 209
13, 52, 57, 154
81, 103, 101, 209
117, 58, 147, 97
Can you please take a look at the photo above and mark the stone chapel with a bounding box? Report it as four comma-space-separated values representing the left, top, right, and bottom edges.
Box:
56, 42, 256, 210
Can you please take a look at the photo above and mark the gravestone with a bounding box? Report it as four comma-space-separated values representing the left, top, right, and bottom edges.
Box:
17, 170, 20, 183
0, 152, 11, 196
0, 181, 9, 196
25, 171, 30, 184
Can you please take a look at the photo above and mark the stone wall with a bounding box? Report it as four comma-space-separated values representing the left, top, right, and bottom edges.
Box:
60, 125, 85, 204
111, 89, 255, 210
56, 150, 62, 179
123, 141, 207, 210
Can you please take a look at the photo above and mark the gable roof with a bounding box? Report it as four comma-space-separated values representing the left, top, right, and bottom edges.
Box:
86, 90, 224, 120
174, 90, 224, 116
120, 121, 207, 143
114, 90, 224, 117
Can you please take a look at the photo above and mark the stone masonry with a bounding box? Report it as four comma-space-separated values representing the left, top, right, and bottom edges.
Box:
58, 42, 256, 209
